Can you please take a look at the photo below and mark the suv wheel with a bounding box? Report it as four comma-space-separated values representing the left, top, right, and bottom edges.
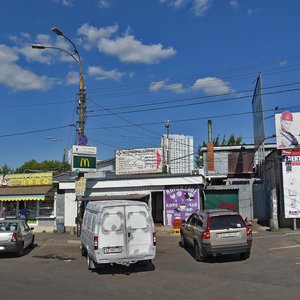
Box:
240, 250, 251, 260
194, 242, 206, 262
180, 234, 186, 248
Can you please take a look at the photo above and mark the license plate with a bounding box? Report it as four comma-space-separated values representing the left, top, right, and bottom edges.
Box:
0, 246, 5, 250
103, 247, 122, 254
218, 232, 238, 238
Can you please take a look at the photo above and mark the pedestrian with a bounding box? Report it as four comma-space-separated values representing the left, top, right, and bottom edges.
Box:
278, 111, 299, 149
0, 207, 7, 219
19, 207, 27, 220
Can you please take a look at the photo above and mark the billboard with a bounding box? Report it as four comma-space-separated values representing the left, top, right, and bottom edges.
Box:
282, 150, 300, 218
165, 186, 199, 226
0, 173, 53, 187
275, 111, 300, 149
115, 148, 162, 175
72, 155, 97, 173
252, 74, 265, 149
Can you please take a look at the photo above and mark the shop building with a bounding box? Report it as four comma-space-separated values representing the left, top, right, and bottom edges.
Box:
0, 173, 55, 231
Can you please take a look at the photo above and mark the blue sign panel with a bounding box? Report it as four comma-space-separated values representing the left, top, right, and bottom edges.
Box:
78, 134, 88, 146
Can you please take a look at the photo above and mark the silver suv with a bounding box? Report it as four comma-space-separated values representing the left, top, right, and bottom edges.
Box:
180, 209, 252, 261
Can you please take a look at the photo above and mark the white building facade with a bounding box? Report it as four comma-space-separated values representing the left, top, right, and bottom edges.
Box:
161, 134, 195, 174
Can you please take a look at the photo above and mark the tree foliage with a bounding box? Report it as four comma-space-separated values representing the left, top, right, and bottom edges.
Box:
0, 160, 71, 174
195, 133, 243, 168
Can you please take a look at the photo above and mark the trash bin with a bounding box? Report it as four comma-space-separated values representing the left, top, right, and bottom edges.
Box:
56, 216, 65, 233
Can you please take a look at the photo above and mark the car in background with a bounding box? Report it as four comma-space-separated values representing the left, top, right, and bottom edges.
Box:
0, 219, 34, 256
180, 209, 252, 262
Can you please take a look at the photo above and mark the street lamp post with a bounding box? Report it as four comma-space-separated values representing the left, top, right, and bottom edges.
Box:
32, 27, 86, 136
47, 136, 67, 172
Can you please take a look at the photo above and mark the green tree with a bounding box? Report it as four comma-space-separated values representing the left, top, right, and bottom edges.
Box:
0, 163, 14, 174
195, 133, 243, 168
15, 159, 70, 173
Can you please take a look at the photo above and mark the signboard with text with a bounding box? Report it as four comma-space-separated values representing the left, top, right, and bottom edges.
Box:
115, 147, 162, 175
0, 173, 53, 187
72, 155, 97, 173
282, 150, 300, 218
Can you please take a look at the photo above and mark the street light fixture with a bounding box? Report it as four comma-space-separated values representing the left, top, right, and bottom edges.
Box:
32, 27, 86, 137
47, 136, 67, 172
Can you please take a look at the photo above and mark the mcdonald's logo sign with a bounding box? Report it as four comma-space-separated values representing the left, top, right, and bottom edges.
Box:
72, 155, 96, 172
80, 158, 90, 167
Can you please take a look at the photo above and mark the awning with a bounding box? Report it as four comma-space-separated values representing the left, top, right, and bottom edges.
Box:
0, 185, 54, 201
79, 194, 150, 201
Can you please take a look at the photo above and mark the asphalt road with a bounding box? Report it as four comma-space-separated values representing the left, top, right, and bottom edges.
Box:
0, 228, 300, 300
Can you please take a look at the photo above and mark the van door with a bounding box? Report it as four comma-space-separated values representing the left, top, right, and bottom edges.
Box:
126, 205, 153, 257
100, 206, 127, 258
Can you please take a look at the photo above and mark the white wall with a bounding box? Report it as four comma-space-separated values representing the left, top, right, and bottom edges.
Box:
64, 191, 77, 227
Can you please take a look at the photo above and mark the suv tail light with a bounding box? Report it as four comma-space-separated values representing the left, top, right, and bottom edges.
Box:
94, 236, 98, 250
11, 232, 17, 242
239, 213, 252, 237
153, 232, 157, 246
202, 215, 210, 240
246, 227, 252, 237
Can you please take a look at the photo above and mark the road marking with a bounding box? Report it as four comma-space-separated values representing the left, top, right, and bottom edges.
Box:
269, 245, 300, 251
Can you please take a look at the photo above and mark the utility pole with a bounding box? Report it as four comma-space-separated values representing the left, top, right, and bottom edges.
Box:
164, 120, 171, 174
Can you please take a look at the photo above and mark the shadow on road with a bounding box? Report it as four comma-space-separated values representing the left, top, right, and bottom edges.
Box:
91, 262, 156, 276
178, 241, 249, 264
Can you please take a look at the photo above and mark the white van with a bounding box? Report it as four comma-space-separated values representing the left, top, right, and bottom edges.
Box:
80, 200, 156, 270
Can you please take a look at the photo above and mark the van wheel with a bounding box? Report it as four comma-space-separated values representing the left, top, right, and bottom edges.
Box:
81, 244, 87, 257
87, 255, 94, 270
194, 242, 206, 262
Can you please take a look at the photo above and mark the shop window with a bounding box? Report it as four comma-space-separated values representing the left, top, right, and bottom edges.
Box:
4, 201, 17, 218
26, 201, 38, 224
39, 200, 54, 217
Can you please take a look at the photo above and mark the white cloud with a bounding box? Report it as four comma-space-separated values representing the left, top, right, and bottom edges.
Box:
98, 0, 111, 8
77, 23, 118, 50
66, 71, 79, 85
161, 0, 212, 16
149, 79, 185, 93
17, 46, 53, 65
88, 66, 126, 80
0, 44, 55, 91
99, 35, 176, 64
191, 77, 234, 95
279, 59, 288, 67
192, 0, 212, 16
0, 62, 54, 92
230, 0, 239, 9
52, 0, 73, 6
247, 7, 260, 16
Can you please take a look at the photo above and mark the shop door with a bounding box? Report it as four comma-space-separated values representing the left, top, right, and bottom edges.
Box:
151, 192, 163, 224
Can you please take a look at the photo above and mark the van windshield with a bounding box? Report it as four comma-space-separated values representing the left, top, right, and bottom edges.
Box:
210, 215, 245, 230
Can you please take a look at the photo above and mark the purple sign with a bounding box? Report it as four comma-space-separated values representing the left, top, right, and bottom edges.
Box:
165, 185, 199, 226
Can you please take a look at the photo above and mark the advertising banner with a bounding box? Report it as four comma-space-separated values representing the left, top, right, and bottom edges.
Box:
275, 111, 300, 149
115, 148, 162, 175
282, 150, 300, 218
165, 185, 199, 226
0, 173, 53, 187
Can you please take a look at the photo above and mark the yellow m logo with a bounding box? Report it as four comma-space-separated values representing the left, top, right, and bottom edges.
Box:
80, 158, 90, 167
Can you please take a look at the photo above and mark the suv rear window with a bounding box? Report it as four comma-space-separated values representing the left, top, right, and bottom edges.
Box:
210, 215, 245, 230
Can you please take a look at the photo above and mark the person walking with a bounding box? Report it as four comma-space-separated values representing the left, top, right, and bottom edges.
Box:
0, 207, 7, 219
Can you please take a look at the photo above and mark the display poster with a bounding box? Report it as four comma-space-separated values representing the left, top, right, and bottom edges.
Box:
282, 150, 300, 218
165, 185, 199, 226
275, 111, 300, 150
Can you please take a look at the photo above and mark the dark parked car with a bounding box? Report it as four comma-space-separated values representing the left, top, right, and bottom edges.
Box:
0, 219, 34, 256
180, 209, 252, 261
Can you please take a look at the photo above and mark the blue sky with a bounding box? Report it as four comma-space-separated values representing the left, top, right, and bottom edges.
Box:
1, 0, 300, 169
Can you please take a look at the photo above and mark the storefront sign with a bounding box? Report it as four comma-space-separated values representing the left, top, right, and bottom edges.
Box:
165, 186, 199, 226
72, 155, 97, 172
0, 173, 53, 187
282, 150, 300, 218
